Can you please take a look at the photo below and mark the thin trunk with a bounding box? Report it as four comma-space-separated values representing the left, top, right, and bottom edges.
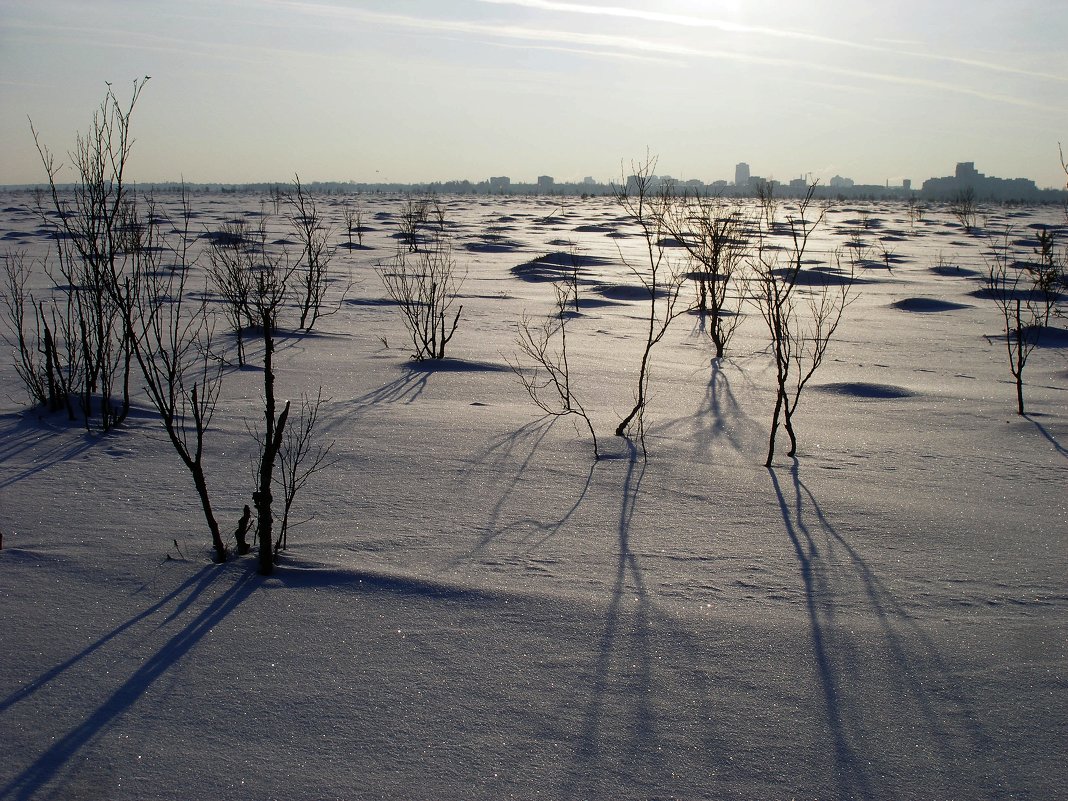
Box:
255, 309, 291, 575
256, 401, 289, 575
276, 495, 294, 555
256, 315, 276, 574
234, 506, 252, 555
711, 328, 725, 360
1014, 301, 1026, 415
192, 463, 226, 561
765, 389, 783, 467
616, 298, 656, 437
616, 367, 647, 437
43, 323, 60, 411
783, 397, 798, 457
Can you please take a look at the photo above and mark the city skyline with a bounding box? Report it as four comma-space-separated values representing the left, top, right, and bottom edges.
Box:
4, 159, 1061, 203
2, 1, 1067, 188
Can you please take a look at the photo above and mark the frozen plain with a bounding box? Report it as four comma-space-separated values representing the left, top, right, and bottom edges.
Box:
0, 192, 1066, 800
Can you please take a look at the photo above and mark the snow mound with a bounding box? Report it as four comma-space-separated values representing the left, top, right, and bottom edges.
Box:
814, 381, 917, 399
892, 297, 972, 312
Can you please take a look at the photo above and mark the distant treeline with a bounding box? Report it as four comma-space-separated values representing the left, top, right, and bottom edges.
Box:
2, 178, 1066, 203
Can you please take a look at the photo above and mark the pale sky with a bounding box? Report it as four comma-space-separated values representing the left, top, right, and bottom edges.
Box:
2, 0, 1067, 187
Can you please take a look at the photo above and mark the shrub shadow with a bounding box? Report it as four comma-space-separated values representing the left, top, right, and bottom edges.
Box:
0, 565, 257, 800
768, 462, 1010, 799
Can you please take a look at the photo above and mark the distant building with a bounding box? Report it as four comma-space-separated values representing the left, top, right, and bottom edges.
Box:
489, 176, 511, 192
921, 162, 1038, 201
626, 173, 662, 193
829, 175, 855, 188
956, 162, 980, 182
902, 179, 911, 192
735, 162, 750, 188
537, 175, 554, 192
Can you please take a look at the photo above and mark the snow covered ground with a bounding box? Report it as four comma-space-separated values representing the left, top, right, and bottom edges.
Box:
1, 192, 1065, 800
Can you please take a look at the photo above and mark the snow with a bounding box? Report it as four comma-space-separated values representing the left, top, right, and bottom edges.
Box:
1, 194, 1066, 800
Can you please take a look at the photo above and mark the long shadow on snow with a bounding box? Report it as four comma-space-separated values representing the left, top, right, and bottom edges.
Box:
452, 417, 597, 567
271, 560, 518, 608
1026, 413, 1068, 459
562, 443, 656, 794
0, 565, 258, 801
559, 443, 719, 798
769, 462, 1012, 799
696, 359, 758, 453
336, 369, 431, 420
0, 565, 220, 715
403, 357, 511, 374
328, 358, 509, 430
0, 413, 102, 491
646, 358, 759, 454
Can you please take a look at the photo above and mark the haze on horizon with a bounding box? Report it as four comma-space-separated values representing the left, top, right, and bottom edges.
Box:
2, 0, 1067, 189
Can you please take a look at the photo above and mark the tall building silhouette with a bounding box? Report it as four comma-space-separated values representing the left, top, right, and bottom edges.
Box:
735, 162, 750, 188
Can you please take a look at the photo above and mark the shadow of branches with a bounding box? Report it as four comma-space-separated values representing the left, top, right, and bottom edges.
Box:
768, 461, 1010, 799
0, 566, 258, 801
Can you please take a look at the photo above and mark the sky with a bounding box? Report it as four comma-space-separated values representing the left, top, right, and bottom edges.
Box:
2, 0, 1067, 188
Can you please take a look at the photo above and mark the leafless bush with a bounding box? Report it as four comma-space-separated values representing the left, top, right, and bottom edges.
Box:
613, 156, 687, 452
206, 204, 333, 570
378, 234, 466, 360
205, 220, 257, 365
1034, 226, 1067, 310
14, 81, 237, 559
427, 194, 448, 234
397, 194, 430, 252
510, 255, 598, 458
984, 231, 1061, 414
0, 251, 80, 417
275, 388, 335, 555
751, 185, 856, 466
269, 184, 284, 215
288, 176, 343, 330
660, 194, 751, 358
906, 195, 925, 228
342, 198, 365, 247
950, 187, 979, 232
249, 245, 298, 575
29, 77, 151, 432
127, 191, 228, 561
756, 179, 777, 229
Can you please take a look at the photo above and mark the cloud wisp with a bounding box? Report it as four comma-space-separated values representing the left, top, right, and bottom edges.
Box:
475, 0, 1068, 85
259, 2, 1051, 110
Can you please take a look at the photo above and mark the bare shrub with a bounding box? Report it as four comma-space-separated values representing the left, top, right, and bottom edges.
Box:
397, 194, 430, 252
26, 78, 155, 431
0, 251, 80, 417
510, 254, 598, 458
950, 187, 979, 232
127, 191, 228, 561
275, 388, 335, 556
288, 176, 343, 330
613, 156, 687, 452
378, 234, 466, 361
906, 195, 925, 228
248, 245, 297, 575
343, 198, 365, 247
756, 179, 777, 228
984, 231, 1061, 414
751, 185, 856, 466
660, 194, 751, 358
205, 220, 257, 366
